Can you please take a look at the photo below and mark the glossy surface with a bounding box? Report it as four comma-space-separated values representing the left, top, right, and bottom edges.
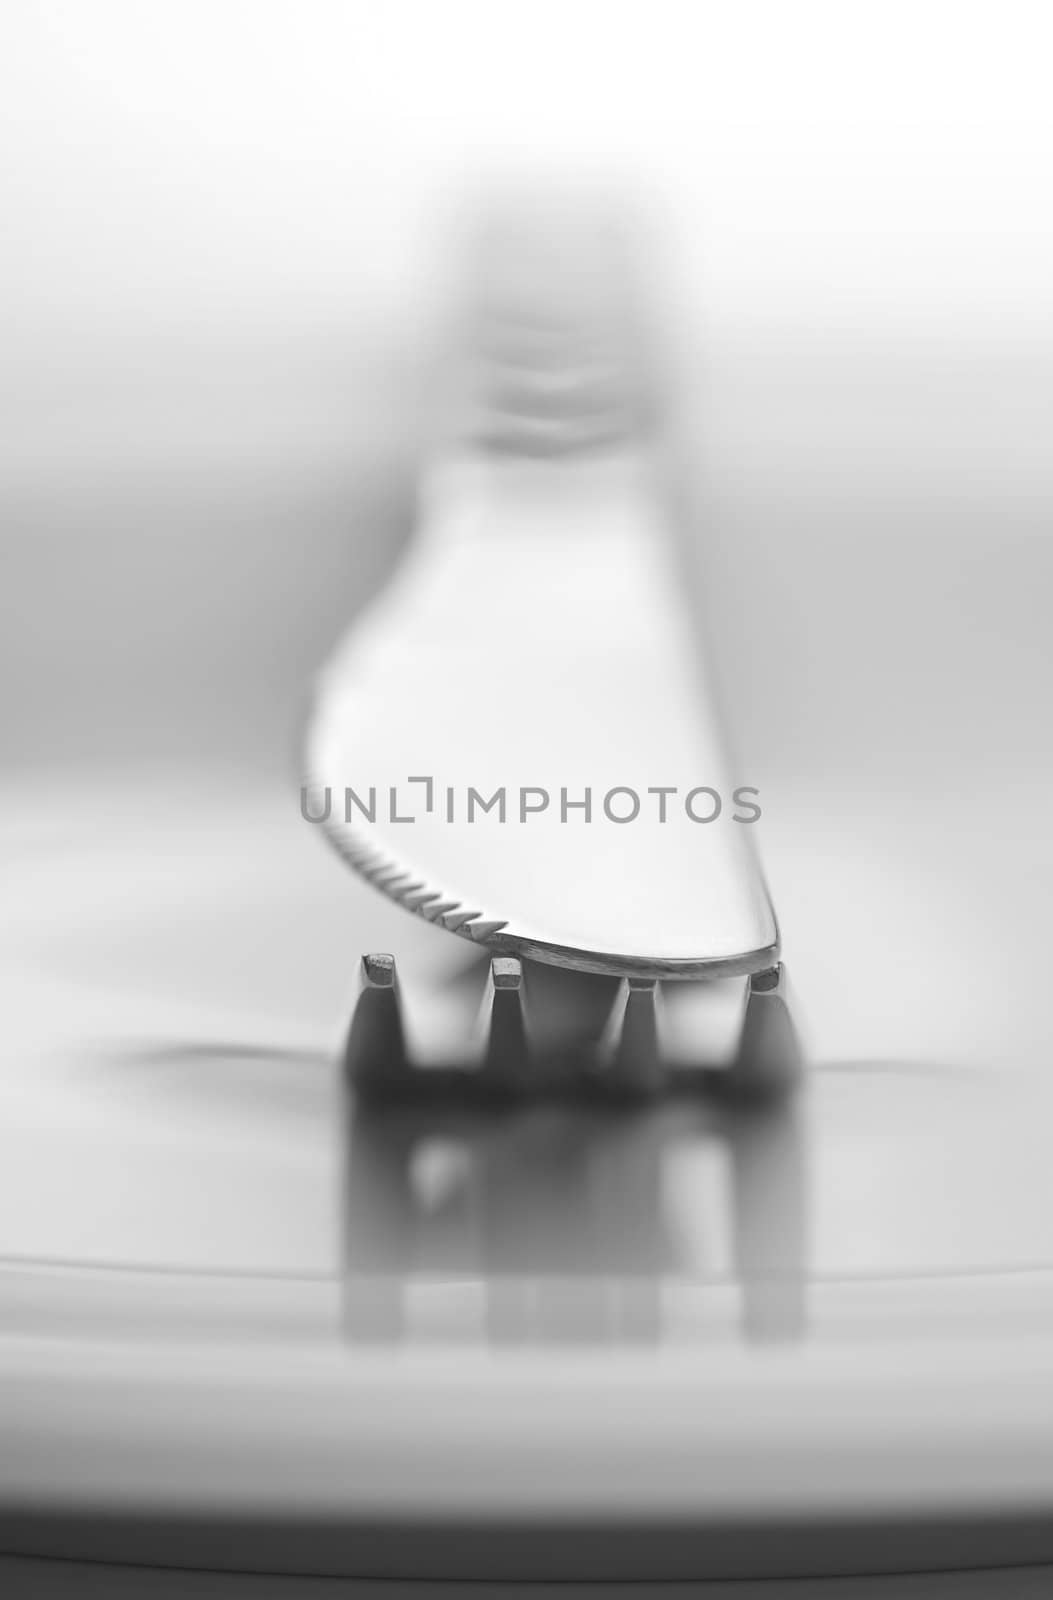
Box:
4, 780, 1053, 1579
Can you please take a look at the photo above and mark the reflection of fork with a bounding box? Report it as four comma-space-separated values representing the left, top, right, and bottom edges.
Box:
306, 211, 799, 1094
343, 1089, 807, 1345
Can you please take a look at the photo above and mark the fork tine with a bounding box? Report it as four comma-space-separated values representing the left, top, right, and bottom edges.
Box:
478, 956, 532, 1089
727, 964, 803, 1099
600, 977, 666, 1098
344, 953, 801, 1099
344, 953, 410, 1093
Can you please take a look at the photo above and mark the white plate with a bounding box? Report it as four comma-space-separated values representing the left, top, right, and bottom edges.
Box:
3, 776, 1053, 1583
